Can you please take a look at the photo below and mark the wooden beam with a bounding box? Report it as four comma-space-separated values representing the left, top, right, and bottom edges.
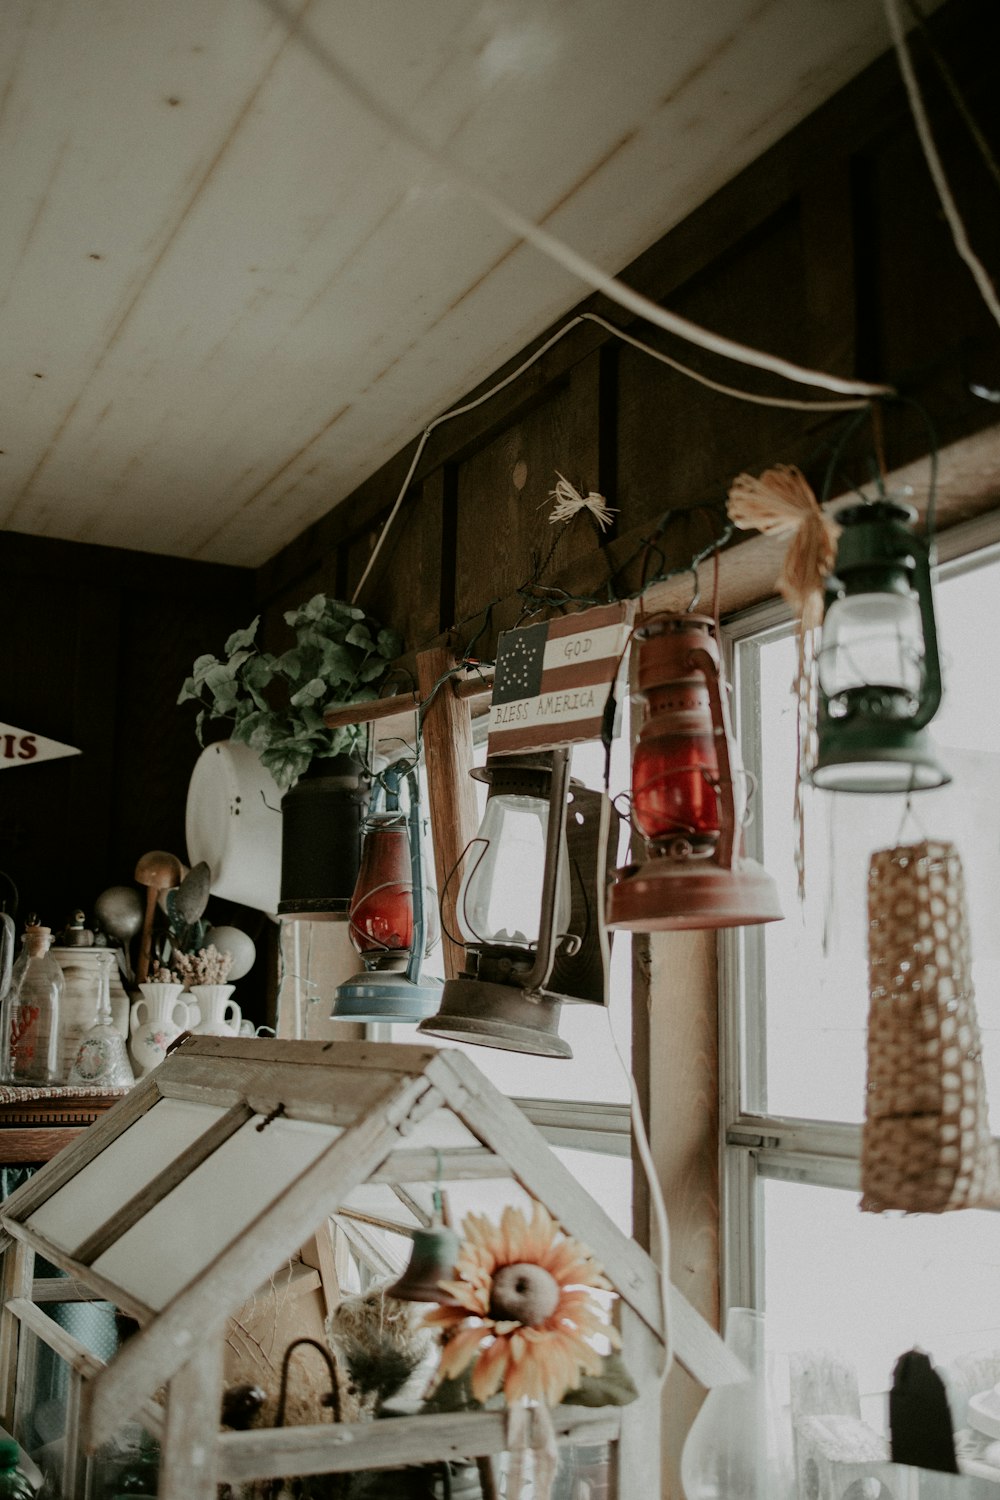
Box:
159, 1339, 224, 1500
415, 647, 480, 980
0, 1240, 33, 1431
216, 1405, 620, 1482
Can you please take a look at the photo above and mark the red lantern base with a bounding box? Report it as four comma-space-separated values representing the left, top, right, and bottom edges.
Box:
606, 854, 782, 932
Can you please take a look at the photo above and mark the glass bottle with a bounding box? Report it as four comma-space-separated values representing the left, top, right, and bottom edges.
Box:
0, 1438, 34, 1500
1, 921, 63, 1085
680, 1307, 795, 1500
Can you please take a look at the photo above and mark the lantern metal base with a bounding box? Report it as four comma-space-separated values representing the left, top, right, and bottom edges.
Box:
606, 854, 783, 931
417, 977, 572, 1058
332, 969, 442, 1023
812, 722, 950, 794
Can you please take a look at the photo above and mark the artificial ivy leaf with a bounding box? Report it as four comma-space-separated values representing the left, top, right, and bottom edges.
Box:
358, 658, 388, 683
177, 676, 198, 705
562, 1353, 639, 1408
275, 648, 302, 681
320, 641, 353, 682
243, 656, 274, 691
377, 627, 403, 658
290, 677, 327, 707
194, 708, 207, 746
224, 618, 259, 656
345, 623, 374, 650
299, 706, 326, 733
261, 743, 313, 790
192, 653, 219, 685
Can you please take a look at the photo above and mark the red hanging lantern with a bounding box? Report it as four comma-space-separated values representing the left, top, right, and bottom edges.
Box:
607, 613, 783, 932
348, 815, 414, 964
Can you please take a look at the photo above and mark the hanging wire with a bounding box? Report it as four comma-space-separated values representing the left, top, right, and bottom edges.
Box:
884, 0, 1000, 333
902, 0, 1000, 194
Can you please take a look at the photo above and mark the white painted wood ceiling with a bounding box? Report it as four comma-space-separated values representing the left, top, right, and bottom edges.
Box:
0, 0, 903, 567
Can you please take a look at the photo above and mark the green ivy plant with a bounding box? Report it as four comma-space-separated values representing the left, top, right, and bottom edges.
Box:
178, 595, 402, 790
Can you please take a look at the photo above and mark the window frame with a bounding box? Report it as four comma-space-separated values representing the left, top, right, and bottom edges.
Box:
717, 509, 1000, 1315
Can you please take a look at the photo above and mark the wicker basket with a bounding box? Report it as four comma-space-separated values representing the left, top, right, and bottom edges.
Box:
861, 839, 1000, 1213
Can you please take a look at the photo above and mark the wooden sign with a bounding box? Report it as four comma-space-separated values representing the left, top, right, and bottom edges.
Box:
0, 722, 80, 769
487, 601, 633, 756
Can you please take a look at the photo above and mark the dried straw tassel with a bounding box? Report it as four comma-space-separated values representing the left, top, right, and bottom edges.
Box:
727, 465, 840, 900
546, 472, 618, 532
862, 840, 1000, 1213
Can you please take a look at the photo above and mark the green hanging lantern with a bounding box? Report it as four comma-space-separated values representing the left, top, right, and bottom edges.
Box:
811, 498, 949, 793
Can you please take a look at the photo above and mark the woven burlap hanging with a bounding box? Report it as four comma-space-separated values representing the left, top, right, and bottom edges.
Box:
862, 839, 1000, 1213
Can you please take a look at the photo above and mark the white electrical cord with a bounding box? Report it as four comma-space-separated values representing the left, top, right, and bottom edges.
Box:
259, 0, 892, 403
595, 755, 675, 1386
351, 305, 870, 602
884, 0, 1000, 333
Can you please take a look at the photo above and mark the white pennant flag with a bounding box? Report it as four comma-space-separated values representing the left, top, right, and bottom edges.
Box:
0, 723, 80, 769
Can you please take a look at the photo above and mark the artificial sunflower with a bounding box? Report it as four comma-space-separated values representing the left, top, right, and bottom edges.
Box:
424, 1201, 618, 1406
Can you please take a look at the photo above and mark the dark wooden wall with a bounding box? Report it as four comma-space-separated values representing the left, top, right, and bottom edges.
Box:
0, 530, 254, 961
255, 0, 1000, 660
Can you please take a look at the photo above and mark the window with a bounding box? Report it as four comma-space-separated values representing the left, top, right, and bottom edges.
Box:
722, 534, 1000, 1437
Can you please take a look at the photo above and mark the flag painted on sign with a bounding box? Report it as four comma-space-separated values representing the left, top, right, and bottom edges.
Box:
487, 601, 633, 757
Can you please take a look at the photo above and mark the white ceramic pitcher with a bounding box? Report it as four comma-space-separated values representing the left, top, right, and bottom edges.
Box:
129, 983, 193, 1075
189, 983, 241, 1037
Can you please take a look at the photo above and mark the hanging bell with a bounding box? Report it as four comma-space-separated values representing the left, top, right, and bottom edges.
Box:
387, 1225, 460, 1304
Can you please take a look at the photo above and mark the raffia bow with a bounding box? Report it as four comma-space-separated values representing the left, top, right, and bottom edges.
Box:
726, 464, 839, 628
547, 472, 618, 532
726, 465, 840, 900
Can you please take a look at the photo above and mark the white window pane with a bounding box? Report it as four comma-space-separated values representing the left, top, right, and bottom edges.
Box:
762, 1175, 1000, 1430
739, 550, 1000, 1124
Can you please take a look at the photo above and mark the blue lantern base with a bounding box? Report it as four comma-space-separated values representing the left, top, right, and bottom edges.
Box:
331, 969, 442, 1023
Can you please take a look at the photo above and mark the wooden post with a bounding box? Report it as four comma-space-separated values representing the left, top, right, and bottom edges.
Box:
415, 648, 479, 980
159, 1339, 223, 1500
0, 1240, 33, 1430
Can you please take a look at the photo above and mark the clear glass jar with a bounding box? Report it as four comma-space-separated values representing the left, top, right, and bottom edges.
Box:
1, 922, 64, 1085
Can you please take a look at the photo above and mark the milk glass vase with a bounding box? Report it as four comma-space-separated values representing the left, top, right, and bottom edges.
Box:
680, 1308, 794, 1500
189, 984, 240, 1036
129, 983, 192, 1075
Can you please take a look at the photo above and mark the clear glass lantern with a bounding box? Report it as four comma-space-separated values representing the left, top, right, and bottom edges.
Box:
457, 758, 572, 949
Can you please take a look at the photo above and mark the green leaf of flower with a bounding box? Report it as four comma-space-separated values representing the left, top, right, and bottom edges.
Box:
177, 676, 198, 705
377, 627, 402, 658
224, 618, 260, 656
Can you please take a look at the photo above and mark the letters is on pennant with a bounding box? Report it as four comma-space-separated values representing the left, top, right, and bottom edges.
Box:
0, 723, 81, 769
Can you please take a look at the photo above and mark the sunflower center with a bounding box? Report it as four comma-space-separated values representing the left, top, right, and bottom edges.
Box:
488, 1262, 560, 1326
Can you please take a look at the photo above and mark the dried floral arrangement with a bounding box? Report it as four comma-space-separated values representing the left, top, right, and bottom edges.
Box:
172, 945, 233, 986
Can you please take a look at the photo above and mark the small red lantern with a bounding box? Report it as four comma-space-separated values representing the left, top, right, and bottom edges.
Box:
348, 815, 414, 962
607, 613, 782, 932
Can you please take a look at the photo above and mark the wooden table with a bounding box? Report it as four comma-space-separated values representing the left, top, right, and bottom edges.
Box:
0, 1086, 130, 1166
